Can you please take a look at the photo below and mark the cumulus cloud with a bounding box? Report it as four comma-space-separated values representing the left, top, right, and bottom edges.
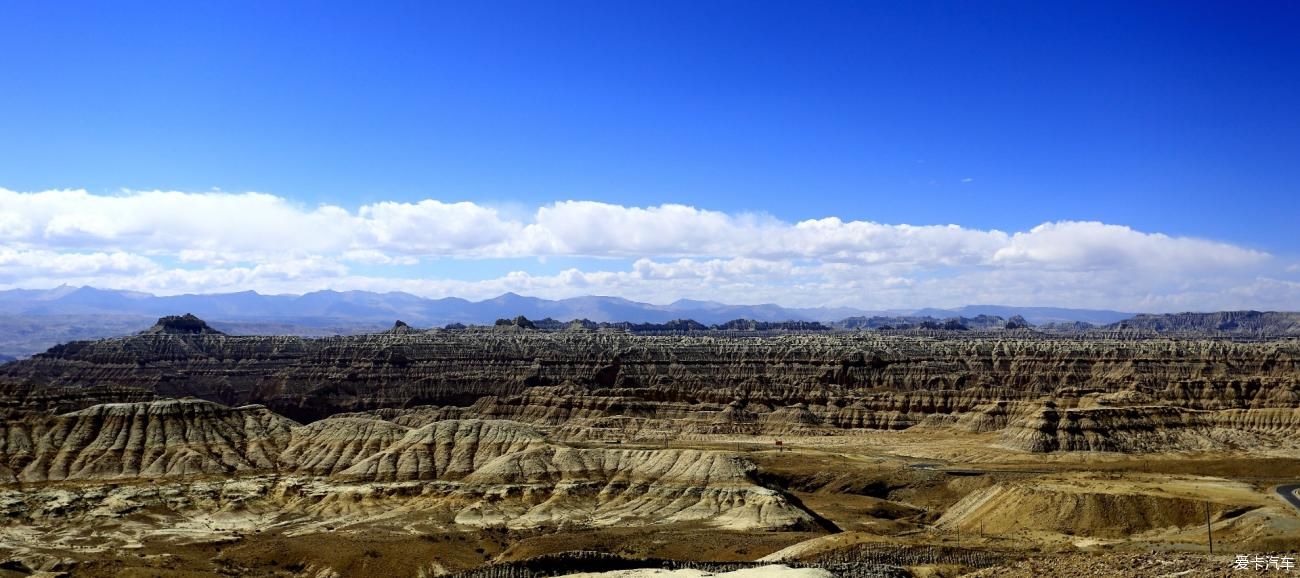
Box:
991, 221, 1267, 271
340, 250, 420, 266
0, 189, 1264, 269
631, 257, 797, 281
357, 200, 521, 255
0, 248, 158, 282
0, 187, 1292, 311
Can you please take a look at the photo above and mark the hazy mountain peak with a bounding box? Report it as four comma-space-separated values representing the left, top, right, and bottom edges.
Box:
0, 286, 1153, 328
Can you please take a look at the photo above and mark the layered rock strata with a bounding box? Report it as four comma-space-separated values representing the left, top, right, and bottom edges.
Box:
3, 320, 1296, 426
0, 400, 816, 532
999, 405, 1300, 453
0, 398, 294, 483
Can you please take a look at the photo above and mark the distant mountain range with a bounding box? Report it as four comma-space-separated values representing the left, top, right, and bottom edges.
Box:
0, 286, 1135, 326
0, 286, 1143, 359
3, 286, 1295, 361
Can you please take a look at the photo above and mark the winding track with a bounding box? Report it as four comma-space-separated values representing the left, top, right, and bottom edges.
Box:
1277, 484, 1300, 513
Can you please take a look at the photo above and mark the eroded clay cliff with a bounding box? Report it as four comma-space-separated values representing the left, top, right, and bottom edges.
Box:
3, 317, 1297, 426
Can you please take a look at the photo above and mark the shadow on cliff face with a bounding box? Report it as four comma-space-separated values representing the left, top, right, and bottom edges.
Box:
755, 463, 896, 499
773, 490, 843, 533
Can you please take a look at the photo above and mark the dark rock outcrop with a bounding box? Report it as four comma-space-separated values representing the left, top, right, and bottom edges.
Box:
382, 320, 420, 335
142, 314, 224, 335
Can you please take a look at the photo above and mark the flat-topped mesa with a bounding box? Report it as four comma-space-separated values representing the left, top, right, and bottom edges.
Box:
142, 313, 224, 335
2, 330, 1297, 423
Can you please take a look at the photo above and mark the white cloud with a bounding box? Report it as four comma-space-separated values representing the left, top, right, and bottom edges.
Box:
991, 221, 1267, 271
0, 188, 1266, 271
4, 255, 1295, 312
0, 187, 1291, 311
630, 257, 796, 281
0, 249, 159, 283
340, 250, 419, 266
357, 200, 521, 255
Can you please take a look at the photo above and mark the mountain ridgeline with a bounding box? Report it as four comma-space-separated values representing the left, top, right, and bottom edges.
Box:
0, 286, 1134, 326
0, 286, 1296, 360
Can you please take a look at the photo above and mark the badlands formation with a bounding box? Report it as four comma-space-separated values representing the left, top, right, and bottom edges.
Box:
0, 315, 1296, 576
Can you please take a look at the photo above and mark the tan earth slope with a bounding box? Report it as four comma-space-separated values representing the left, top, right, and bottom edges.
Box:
0, 398, 294, 483
1, 323, 1298, 576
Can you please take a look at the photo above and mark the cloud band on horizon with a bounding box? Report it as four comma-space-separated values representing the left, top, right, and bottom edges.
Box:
0, 188, 1295, 312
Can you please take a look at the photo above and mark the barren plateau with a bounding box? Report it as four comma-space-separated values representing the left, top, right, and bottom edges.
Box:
0, 315, 1296, 577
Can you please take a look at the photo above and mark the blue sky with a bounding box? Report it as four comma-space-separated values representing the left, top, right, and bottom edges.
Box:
1, 1, 1298, 311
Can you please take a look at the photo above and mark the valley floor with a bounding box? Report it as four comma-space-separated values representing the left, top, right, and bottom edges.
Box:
3, 421, 1298, 577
